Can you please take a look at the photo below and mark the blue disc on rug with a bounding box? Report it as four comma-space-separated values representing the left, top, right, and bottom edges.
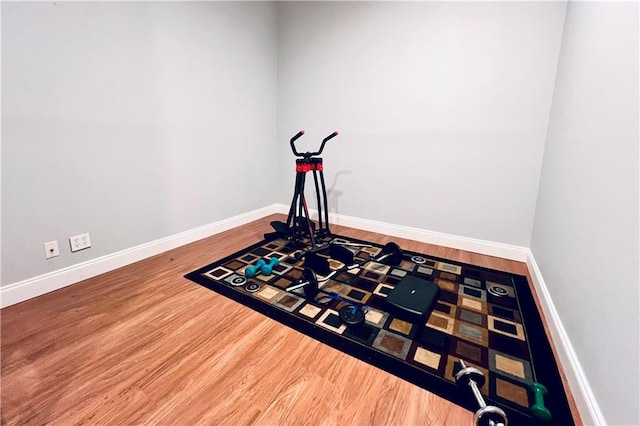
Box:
339, 304, 365, 327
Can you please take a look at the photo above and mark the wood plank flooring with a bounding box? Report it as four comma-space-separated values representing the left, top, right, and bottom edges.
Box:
1, 214, 582, 425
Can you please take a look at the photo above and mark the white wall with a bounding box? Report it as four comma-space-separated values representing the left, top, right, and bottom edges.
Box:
1, 2, 278, 285
277, 2, 566, 247
531, 2, 639, 425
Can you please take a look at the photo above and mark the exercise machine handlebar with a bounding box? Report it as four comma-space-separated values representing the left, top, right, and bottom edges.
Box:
290, 130, 338, 158
312, 131, 339, 157
289, 130, 306, 156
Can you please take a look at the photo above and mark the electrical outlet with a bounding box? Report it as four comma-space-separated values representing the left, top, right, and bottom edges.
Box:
69, 232, 91, 252
44, 241, 60, 259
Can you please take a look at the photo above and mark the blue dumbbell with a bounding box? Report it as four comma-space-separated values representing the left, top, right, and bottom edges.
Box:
261, 257, 280, 275
245, 259, 266, 278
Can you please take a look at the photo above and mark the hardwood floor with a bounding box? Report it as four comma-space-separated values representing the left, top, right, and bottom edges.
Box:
1, 214, 582, 425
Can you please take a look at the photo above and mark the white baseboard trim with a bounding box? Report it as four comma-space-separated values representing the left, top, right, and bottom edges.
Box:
0, 204, 280, 308
273, 204, 529, 262
525, 251, 605, 425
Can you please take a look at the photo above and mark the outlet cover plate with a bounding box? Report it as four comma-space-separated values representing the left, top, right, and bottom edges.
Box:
69, 232, 91, 252
44, 241, 60, 259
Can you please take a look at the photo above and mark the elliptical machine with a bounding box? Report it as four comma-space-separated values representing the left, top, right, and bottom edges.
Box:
266, 130, 339, 249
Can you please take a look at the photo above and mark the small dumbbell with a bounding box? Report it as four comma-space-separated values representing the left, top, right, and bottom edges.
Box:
245, 259, 266, 278
529, 382, 552, 422
260, 257, 280, 275
455, 360, 508, 426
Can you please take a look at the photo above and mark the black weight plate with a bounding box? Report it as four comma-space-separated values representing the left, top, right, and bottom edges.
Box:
381, 242, 403, 266
301, 267, 319, 299
303, 284, 319, 299
245, 282, 261, 293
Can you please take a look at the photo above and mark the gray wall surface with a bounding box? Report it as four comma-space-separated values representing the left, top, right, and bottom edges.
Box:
277, 2, 566, 247
2, 2, 278, 285
531, 2, 639, 425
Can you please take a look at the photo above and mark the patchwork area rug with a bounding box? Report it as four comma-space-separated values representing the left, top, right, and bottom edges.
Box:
185, 235, 573, 425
